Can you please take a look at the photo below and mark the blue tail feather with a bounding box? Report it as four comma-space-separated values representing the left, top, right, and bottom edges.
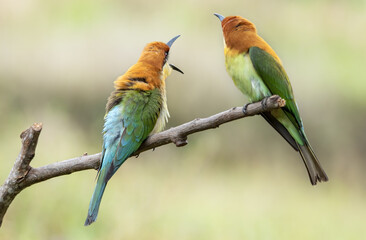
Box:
84, 169, 108, 226
84, 145, 123, 226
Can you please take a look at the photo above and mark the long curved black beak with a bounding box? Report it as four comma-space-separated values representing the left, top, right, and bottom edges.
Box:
166, 35, 180, 48
214, 13, 225, 22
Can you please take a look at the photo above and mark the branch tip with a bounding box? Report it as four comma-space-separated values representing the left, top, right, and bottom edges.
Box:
266, 95, 286, 108
32, 123, 43, 132
278, 98, 286, 107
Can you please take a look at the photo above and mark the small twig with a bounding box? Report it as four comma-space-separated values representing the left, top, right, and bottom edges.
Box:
0, 95, 285, 227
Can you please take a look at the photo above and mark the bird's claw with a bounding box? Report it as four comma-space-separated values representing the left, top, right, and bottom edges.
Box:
242, 103, 250, 115
261, 97, 270, 109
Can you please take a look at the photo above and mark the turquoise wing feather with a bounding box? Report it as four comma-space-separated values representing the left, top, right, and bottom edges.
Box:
85, 89, 162, 225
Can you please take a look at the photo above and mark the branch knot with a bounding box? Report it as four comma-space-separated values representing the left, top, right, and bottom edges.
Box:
172, 135, 188, 147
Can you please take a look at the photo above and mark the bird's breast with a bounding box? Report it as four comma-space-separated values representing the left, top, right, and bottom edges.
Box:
161, 63, 172, 82
224, 50, 271, 102
151, 86, 169, 134
150, 63, 172, 134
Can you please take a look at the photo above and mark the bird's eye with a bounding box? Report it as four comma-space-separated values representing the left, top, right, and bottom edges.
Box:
235, 23, 242, 28
163, 51, 169, 66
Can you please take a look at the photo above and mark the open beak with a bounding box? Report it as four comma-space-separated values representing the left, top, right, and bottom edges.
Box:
169, 63, 184, 74
166, 35, 183, 74
214, 13, 225, 22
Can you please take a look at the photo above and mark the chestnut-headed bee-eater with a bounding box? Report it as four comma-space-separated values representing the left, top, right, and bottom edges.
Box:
84, 36, 183, 226
214, 13, 328, 185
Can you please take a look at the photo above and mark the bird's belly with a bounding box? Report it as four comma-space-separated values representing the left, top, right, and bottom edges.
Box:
225, 53, 271, 102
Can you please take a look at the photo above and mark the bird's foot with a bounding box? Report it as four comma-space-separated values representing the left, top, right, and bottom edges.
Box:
261, 97, 270, 110
242, 103, 251, 115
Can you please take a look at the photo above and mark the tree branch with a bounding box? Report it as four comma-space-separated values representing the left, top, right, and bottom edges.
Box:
0, 95, 285, 227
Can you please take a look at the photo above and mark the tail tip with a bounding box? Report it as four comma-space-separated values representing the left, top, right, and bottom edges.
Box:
84, 215, 96, 226
311, 174, 329, 186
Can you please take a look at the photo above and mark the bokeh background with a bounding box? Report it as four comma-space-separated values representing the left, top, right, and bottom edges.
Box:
1, 0, 366, 239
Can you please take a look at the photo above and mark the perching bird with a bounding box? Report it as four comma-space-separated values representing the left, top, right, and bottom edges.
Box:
84, 36, 183, 226
214, 13, 328, 185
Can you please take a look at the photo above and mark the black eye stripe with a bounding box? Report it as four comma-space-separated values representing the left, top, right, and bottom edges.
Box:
128, 77, 147, 83
163, 51, 169, 66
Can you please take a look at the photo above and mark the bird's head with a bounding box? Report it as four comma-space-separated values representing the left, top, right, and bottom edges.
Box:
214, 13, 257, 51
139, 35, 183, 77
116, 36, 183, 91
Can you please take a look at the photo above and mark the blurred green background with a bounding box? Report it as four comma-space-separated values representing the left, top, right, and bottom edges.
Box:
1, 0, 366, 239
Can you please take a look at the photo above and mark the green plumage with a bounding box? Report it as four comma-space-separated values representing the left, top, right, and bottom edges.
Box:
248, 47, 304, 145
225, 46, 328, 185
85, 88, 163, 225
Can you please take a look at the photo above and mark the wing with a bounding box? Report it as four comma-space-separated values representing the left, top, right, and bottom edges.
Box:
249, 46, 303, 129
100, 89, 162, 181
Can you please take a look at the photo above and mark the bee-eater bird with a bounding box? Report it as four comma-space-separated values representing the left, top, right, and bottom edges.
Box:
84, 36, 183, 226
214, 13, 328, 185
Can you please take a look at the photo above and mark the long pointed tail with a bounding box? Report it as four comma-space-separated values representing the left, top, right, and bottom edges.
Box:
84, 170, 108, 226
297, 141, 328, 185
